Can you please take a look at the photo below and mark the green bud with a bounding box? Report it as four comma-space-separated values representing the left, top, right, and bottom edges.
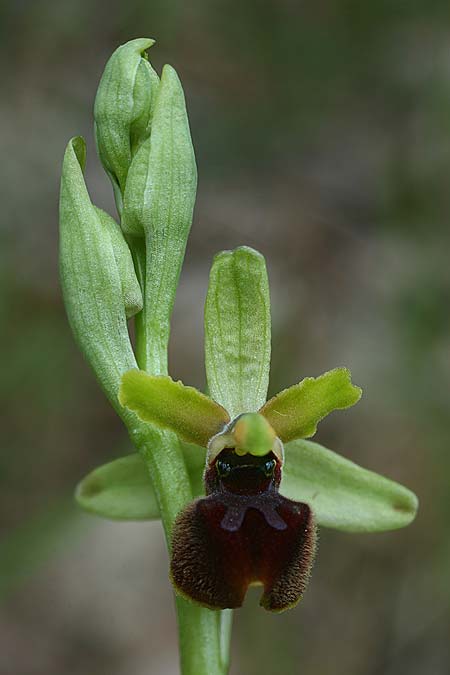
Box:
94, 38, 159, 212
59, 137, 138, 415
122, 64, 197, 237
122, 64, 197, 373
93, 207, 143, 318
130, 59, 159, 155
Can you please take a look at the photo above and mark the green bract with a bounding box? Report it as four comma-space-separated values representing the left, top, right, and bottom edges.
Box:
123, 64, 197, 373
122, 64, 197, 238
59, 136, 138, 415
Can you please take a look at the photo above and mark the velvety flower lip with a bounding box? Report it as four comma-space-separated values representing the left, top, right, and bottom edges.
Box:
114, 246, 417, 612
170, 446, 317, 612
117, 315, 361, 613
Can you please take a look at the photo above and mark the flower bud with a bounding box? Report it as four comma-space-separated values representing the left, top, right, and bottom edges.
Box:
94, 38, 159, 213
121, 64, 197, 371
122, 64, 197, 238
93, 207, 142, 318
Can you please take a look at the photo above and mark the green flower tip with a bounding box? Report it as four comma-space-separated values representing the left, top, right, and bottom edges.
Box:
94, 37, 161, 212
233, 413, 276, 457
213, 245, 265, 265
68, 136, 86, 169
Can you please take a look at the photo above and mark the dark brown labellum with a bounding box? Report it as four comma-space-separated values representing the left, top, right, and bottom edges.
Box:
170, 448, 317, 611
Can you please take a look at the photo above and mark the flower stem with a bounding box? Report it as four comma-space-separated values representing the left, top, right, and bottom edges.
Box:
219, 609, 233, 672
129, 422, 230, 675
176, 599, 229, 675
130, 266, 231, 674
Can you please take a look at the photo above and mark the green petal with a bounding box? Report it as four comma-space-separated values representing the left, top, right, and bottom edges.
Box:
260, 367, 362, 442
76, 445, 206, 520
119, 370, 230, 447
204, 246, 271, 418
281, 439, 418, 532
59, 137, 137, 415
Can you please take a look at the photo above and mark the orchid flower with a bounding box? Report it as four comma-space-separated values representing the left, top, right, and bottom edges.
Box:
61, 38, 418, 673
78, 246, 417, 612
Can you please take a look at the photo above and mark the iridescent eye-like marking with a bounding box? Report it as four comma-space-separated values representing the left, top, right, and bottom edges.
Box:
170, 434, 317, 612
262, 458, 276, 477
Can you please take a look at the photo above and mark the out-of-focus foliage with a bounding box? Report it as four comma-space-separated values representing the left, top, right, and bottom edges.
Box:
0, 1, 449, 674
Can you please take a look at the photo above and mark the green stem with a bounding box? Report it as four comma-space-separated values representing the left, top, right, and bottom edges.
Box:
130, 236, 169, 375
129, 266, 230, 674
219, 610, 233, 672
129, 419, 228, 675
177, 599, 229, 675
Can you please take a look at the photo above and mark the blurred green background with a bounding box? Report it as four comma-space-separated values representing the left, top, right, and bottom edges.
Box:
1, 1, 449, 673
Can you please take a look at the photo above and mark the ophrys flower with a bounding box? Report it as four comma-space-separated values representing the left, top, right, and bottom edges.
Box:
118, 247, 363, 611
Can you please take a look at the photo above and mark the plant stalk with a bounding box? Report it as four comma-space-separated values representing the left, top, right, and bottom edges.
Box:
129, 252, 231, 674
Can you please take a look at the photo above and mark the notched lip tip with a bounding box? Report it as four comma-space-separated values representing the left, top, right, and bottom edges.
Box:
169, 573, 242, 611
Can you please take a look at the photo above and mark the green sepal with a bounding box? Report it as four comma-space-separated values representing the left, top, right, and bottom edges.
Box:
280, 439, 418, 532
119, 370, 230, 447
76, 453, 160, 520
59, 137, 137, 414
204, 246, 271, 418
75, 444, 206, 520
93, 207, 142, 318
260, 367, 362, 442
94, 38, 159, 211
